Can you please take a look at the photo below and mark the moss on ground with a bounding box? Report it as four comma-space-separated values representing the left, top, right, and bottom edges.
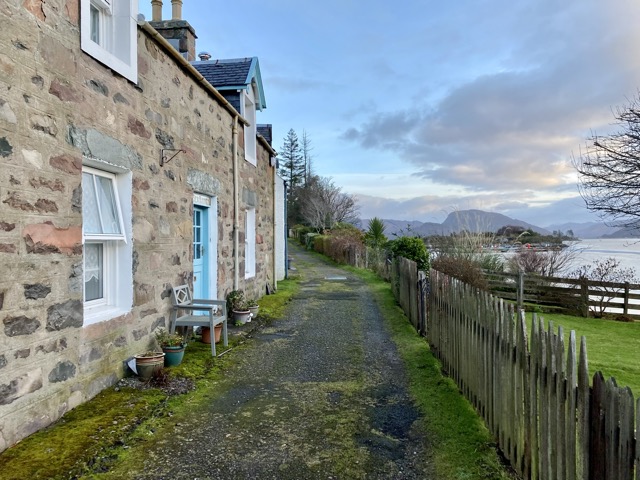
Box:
0, 279, 299, 480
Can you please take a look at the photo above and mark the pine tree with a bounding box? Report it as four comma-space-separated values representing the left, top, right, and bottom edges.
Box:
278, 129, 304, 189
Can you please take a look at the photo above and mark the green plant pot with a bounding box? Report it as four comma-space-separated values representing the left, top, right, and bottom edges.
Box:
134, 353, 165, 380
162, 345, 185, 367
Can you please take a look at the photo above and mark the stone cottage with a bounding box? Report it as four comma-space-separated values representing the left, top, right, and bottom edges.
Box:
0, 0, 284, 452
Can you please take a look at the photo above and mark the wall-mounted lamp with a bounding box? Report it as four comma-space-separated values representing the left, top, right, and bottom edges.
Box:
160, 148, 185, 167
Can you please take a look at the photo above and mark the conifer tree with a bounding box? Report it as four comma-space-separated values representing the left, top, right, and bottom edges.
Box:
278, 129, 305, 189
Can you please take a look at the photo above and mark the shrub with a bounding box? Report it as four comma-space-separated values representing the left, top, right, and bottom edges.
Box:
431, 256, 488, 290
388, 236, 430, 271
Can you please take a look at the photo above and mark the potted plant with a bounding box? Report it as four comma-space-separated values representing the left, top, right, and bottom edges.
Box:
227, 290, 251, 325
246, 298, 259, 319
134, 351, 165, 380
154, 328, 186, 367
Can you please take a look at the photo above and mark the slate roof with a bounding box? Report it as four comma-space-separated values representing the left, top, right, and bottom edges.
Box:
257, 124, 272, 145
192, 57, 266, 110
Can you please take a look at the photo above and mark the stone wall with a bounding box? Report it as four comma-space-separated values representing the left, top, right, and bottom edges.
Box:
0, 0, 276, 452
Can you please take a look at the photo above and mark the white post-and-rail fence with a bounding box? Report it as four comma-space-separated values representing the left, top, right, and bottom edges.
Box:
428, 268, 639, 480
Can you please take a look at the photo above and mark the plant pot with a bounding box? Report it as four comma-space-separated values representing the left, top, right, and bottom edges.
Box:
134, 352, 165, 381
162, 345, 185, 367
201, 326, 211, 344
248, 305, 259, 318
232, 310, 251, 325
201, 325, 223, 344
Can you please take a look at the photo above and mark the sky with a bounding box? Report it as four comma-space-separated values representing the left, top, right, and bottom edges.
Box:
140, 0, 640, 228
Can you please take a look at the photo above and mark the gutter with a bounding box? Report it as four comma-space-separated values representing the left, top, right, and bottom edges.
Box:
257, 134, 277, 157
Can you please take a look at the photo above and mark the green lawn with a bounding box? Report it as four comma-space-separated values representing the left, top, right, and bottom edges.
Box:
525, 312, 640, 396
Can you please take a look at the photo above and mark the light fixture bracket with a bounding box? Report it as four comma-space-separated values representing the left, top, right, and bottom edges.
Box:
160, 148, 185, 167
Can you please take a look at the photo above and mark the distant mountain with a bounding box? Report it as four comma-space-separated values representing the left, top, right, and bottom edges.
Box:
544, 221, 620, 239
363, 209, 615, 239
601, 226, 640, 239
437, 209, 549, 235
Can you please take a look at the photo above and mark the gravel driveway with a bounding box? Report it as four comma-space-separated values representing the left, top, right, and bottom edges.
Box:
113, 243, 435, 479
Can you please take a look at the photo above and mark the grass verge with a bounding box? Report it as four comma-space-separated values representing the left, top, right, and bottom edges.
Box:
344, 266, 514, 480
524, 311, 640, 396
0, 278, 299, 480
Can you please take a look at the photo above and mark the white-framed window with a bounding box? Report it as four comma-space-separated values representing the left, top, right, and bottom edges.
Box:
80, 0, 138, 83
245, 207, 256, 278
242, 86, 257, 166
82, 166, 133, 324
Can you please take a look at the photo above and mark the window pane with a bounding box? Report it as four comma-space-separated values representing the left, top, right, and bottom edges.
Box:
96, 176, 121, 234
193, 210, 201, 260
82, 171, 122, 236
90, 4, 100, 44
82, 172, 101, 233
84, 243, 103, 301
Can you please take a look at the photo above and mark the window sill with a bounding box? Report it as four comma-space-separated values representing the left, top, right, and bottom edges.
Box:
84, 304, 131, 326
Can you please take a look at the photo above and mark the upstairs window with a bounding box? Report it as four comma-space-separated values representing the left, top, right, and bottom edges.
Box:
81, 0, 138, 83
243, 87, 257, 166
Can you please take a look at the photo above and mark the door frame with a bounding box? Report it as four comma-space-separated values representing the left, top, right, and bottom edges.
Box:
193, 193, 218, 300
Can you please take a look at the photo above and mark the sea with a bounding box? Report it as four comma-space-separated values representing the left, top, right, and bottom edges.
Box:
497, 238, 640, 315
564, 238, 640, 275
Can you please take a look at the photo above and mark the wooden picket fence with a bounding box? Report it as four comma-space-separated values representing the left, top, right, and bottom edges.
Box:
428, 269, 640, 479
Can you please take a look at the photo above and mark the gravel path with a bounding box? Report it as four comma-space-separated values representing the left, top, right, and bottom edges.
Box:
117, 243, 435, 479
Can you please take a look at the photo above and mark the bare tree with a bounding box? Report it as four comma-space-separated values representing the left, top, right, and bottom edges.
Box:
507, 245, 580, 277
574, 93, 640, 230
298, 176, 359, 232
301, 129, 313, 185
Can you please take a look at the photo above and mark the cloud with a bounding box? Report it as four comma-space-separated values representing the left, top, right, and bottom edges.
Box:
342, 0, 640, 195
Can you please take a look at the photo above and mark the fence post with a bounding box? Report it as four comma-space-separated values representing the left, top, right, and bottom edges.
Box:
580, 277, 589, 317
517, 270, 524, 311
623, 282, 630, 315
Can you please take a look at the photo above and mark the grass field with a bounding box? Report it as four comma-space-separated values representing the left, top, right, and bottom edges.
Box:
524, 312, 640, 396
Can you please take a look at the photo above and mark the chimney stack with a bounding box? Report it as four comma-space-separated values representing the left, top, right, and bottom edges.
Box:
148, 0, 197, 61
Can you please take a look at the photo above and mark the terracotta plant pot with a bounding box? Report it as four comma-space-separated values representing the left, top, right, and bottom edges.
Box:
201, 326, 211, 344
201, 325, 223, 344
134, 352, 165, 381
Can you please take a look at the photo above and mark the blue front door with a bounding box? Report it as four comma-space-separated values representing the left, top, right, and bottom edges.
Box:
193, 205, 208, 300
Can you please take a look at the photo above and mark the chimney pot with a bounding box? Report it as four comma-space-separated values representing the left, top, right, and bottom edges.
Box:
171, 0, 183, 20
198, 52, 211, 61
151, 0, 162, 21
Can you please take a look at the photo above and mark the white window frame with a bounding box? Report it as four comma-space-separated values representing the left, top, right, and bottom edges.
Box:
245, 208, 256, 278
82, 165, 133, 325
80, 0, 138, 83
243, 86, 257, 166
